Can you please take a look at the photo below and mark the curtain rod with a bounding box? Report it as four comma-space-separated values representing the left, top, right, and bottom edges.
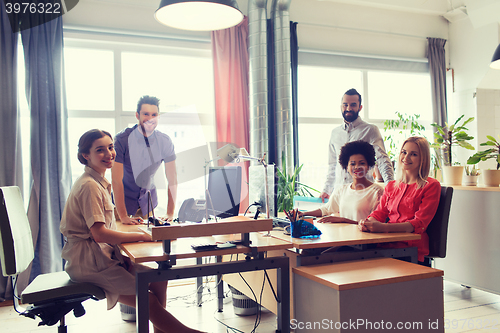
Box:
63, 25, 211, 44
299, 48, 429, 63
298, 22, 429, 41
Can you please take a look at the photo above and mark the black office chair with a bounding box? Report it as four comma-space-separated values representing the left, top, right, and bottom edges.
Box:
0, 186, 105, 332
422, 186, 453, 267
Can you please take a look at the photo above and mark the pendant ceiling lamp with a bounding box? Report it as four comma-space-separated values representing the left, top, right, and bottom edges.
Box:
490, 44, 500, 70
155, 0, 243, 31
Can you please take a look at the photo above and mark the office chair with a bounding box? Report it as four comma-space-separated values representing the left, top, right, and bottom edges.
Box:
0, 186, 105, 332
422, 186, 454, 267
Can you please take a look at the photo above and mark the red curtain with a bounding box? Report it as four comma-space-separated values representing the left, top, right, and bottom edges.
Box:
211, 16, 250, 213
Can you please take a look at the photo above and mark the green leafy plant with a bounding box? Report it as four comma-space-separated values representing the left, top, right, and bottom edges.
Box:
276, 155, 319, 212
467, 135, 500, 170
465, 165, 480, 176
383, 112, 426, 161
430, 115, 475, 166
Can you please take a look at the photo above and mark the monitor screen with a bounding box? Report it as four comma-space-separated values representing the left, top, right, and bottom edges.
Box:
206, 166, 242, 218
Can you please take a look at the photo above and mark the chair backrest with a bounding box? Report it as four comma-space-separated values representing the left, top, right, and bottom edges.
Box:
426, 186, 453, 259
0, 186, 35, 277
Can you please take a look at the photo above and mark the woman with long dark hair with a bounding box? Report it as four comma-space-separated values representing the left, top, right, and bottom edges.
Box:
60, 129, 203, 333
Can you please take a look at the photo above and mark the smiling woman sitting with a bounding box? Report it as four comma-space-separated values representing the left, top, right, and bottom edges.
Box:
358, 136, 441, 264
59, 129, 203, 333
299, 140, 384, 224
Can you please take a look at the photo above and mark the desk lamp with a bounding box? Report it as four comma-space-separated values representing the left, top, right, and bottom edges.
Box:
216, 144, 270, 222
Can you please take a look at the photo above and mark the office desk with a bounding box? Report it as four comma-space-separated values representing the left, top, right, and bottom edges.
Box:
270, 222, 421, 265
270, 222, 420, 249
224, 223, 421, 316
118, 221, 292, 333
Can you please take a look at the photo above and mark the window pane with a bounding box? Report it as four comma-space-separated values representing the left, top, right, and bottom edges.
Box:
298, 66, 362, 118
367, 71, 432, 121
298, 122, 340, 194
68, 118, 115, 183
121, 52, 214, 115
64, 47, 115, 111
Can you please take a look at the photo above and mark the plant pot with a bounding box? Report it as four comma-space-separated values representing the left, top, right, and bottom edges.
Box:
462, 175, 478, 186
482, 169, 500, 187
442, 166, 464, 186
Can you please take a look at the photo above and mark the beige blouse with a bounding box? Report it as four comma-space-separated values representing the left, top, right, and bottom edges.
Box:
60, 166, 136, 310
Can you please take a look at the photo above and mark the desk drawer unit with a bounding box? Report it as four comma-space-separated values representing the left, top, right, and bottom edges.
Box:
293, 258, 444, 333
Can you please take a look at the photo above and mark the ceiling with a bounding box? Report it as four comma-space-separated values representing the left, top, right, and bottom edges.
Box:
83, 0, 500, 26
87, 0, 463, 17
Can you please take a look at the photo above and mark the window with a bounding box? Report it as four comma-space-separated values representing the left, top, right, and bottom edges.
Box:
63, 35, 215, 216
367, 71, 432, 121
64, 48, 115, 111
297, 54, 433, 193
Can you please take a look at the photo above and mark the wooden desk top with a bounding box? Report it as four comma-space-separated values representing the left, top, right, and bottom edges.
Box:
293, 258, 443, 291
118, 224, 292, 263
140, 216, 273, 241
270, 223, 420, 249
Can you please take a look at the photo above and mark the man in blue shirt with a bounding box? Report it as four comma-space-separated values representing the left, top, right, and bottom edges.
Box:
320, 88, 394, 201
112, 96, 177, 224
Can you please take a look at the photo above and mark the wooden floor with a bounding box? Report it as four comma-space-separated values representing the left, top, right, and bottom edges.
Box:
1, 279, 500, 332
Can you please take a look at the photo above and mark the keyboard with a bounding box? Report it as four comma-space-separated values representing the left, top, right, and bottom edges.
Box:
191, 243, 218, 251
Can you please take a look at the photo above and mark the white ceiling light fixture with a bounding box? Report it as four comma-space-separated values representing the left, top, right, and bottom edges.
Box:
155, 0, 244, 31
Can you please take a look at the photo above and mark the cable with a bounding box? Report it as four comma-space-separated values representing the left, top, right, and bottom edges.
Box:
250, 273, 266, 333
263, 270, 280, 303
237, 272, 262, 333
11, 276, 23, 314
243, 202, 260, 216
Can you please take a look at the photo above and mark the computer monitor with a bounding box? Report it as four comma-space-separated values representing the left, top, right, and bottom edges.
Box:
206, 166, 242, 218
248, 164, 275, 217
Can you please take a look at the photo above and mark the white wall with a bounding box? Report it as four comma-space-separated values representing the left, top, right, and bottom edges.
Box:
290, 0, 448, 60
62, 0, 211, 41
447, 15, 500, 165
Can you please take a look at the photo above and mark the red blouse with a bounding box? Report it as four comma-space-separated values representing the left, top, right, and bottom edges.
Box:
368, 177, 441, 262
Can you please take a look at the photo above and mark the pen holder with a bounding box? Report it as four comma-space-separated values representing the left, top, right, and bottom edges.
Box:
290, 219, 322, 239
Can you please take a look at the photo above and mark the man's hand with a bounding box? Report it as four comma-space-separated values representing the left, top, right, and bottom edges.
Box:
159, 215, 174, 224
121, 216, 144, 225
317, 216, 345, 223
319, 192, 330, 203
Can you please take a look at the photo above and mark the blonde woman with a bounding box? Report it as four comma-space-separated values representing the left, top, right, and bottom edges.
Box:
359, 136, 441, 264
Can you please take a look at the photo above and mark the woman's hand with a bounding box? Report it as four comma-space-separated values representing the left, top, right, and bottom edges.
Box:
358, 219, 386, 233
317, 216, 345, 223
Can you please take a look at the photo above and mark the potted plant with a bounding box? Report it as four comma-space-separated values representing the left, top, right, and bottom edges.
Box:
430, 115, 475, 185
467, 135, 500, 187
383, 112, 426, 162
463, 165, 480, 186
276, 155, 319, 212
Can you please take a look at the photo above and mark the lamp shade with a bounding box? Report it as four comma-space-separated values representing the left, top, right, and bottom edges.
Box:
155, 0, 243, 31
217, 144, 240, 163
490, 43, 500, 69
